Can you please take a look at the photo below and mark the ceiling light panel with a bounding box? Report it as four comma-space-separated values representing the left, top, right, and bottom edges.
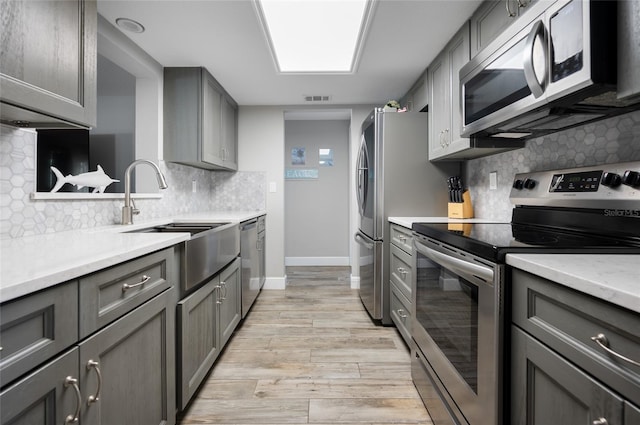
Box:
257, 0, 371, 73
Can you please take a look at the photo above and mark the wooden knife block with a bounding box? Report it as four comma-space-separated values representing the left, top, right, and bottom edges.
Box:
448, 190, 474, 219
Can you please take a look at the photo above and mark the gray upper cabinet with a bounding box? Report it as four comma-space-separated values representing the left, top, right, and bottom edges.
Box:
164, 67, 238, 171
403, 70, 429, 112
0, 0, 97, 129
428, 22, 471, 161
470, 0, 538, 59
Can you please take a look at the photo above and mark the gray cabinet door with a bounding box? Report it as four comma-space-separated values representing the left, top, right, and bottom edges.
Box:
0, 281, 78, 385
177, 277, 221, 410
79, 289, 176, 425
470, 0, 518, 58
202, 73, 224, 166
0, 0, 96, 128
428, 22, 470, 161
221, 95, 238, 170
511, 326, 624, 425
0, 348, 80, 425
219, 258, 241, 347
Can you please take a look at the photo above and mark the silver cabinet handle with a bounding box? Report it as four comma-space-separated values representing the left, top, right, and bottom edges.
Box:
397, 267, 408, 276
86, 360, 102, 405
64, 376, 81, 424
505, 0, 516, 17
215, 285, 223, 304
398, 235, 407, 243
592, 419, 608, 425
590, 333, 640, 367
397, 309, 408, 319
220, 281, 227, 301
444, 128, 450, 146
122, 275, 151, 292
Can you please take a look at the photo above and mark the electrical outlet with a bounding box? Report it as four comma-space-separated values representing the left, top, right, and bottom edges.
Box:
489, 171, 498, 190
269, 182, 277, 193
192, 180, 197, 193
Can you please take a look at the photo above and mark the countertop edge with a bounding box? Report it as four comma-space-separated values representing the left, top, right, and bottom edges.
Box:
506, 253, 640, 314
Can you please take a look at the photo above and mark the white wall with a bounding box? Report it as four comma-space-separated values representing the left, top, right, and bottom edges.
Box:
284, 120, 350, 265
237, 106, 286, 288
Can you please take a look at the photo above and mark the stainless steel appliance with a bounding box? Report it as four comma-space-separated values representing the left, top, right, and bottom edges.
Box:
411, 161, 640, 425
240, 215, 266, 318
355, 108, 458, 324
460, 0, 640, 141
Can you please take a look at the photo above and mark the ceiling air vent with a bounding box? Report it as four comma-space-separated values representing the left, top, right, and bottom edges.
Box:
304, 95, 331, 102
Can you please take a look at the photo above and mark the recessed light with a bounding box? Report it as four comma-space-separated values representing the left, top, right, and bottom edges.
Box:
115, 18, 145, 34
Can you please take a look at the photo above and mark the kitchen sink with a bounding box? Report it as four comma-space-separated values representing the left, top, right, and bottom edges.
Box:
130, 222, 240, 294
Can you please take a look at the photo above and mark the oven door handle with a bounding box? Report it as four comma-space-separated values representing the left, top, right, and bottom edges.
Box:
415, 240, 494, 284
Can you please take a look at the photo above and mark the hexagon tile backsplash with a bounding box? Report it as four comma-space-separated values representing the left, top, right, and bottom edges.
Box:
0, 125, 266, 239
2, 109, 640, 238
465, 109, 640, 222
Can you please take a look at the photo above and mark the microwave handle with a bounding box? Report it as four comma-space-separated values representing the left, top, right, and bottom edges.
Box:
523, 20, 548, 99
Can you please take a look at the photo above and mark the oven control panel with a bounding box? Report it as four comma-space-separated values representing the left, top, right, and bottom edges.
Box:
510, 161, 640, 209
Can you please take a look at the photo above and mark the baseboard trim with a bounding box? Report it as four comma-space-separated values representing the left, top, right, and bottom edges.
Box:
285, 256, 350, 266
350, 275, 360, 289
263, 276, 286, 290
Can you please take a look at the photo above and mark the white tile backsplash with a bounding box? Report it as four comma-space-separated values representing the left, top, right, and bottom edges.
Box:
0, 125, 266, 239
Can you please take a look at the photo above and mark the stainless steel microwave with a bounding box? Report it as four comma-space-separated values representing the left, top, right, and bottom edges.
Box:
460, 0, 638, 141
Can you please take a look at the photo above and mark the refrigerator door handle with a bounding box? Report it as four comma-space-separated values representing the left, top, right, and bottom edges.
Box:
354, 231, 374, 249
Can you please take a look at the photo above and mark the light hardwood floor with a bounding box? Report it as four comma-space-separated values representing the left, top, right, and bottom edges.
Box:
179, 266, 432, 424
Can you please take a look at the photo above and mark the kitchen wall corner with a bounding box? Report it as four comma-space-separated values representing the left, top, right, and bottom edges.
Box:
0, 124, 266, 239
466, 109, 640, 221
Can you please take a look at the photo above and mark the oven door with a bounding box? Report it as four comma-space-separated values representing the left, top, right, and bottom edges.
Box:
412, 235, 503, 425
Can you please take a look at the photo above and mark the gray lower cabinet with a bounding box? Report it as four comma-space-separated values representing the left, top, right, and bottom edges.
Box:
0, 0, 97, 128
177, 257, 241, 410
0, 247, 178, 425
511, 268, 640, 425
389, 224, 413, 346
164, 67, 238, 171
0, 348, 80, 425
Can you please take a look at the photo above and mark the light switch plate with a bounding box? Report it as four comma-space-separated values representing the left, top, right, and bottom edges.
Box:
489, 171, 498, 190
269, 182, 277, 193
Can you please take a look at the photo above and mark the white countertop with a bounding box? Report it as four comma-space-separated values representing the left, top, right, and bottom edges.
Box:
389, 216, 507, 229
507, 254, 640, 314
0, 211, 265, 303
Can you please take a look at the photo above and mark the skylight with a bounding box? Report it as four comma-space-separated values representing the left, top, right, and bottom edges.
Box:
256, 0, 372, 73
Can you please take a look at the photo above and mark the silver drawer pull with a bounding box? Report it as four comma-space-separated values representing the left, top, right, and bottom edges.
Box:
398, 235, 406, 242
215, 285, 223, 304
86, 360, 102, 405
397, 267, 408, 276
592, 418, 608, 425
122, 275, 151, 292
590, 333, 640, 367
397, 309, 408, 319
64, 376, 81, 424
220, 281, 227, 301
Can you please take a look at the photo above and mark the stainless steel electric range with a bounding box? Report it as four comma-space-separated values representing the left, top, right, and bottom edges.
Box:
410, 161, 640, 425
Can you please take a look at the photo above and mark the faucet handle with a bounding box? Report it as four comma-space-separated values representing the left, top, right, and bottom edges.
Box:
131, 198, 140, 216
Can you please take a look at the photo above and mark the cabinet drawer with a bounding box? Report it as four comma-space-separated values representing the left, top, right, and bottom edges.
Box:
390, 281, 412, 347
79, 248, 175, 338
390, 243, 412, 300
0, 347, 80, 424
512, 268, 640, 405
0, 281, 78, 386
390, 224, 413, 254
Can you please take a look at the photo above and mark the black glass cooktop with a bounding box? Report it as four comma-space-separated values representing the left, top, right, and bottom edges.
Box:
412, 221, 640, 262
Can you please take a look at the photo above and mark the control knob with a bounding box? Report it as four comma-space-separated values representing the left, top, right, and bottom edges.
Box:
512, 179, 524, 190
622, 170, 640, 187
601, 172, 622, 188
523, 178, 536, 189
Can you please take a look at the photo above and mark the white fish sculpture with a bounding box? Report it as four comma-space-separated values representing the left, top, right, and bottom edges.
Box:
50, 165, 120, 193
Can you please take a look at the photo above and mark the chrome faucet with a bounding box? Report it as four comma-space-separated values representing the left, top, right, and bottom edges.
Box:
121, 159, 168, 225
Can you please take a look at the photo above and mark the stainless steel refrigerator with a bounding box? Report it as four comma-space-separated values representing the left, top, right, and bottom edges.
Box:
355, 108, 459, 324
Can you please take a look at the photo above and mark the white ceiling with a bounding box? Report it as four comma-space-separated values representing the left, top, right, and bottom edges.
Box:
97, 0, 482, 107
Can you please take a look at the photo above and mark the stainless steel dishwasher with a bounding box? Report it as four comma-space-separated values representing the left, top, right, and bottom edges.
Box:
240, 215, 265, 318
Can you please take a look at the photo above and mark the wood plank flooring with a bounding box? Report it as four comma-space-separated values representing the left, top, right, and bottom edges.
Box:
179, 266, 432, 424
